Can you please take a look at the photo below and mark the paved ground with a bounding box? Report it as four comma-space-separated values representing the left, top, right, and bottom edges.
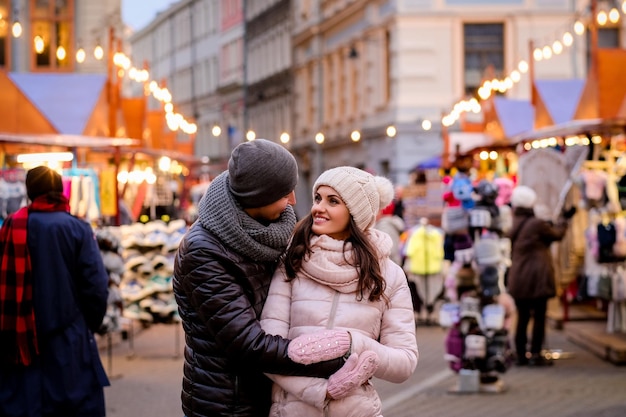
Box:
101, 320, 626, 417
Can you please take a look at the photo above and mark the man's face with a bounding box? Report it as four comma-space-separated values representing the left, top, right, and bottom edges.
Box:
245, 191, 296, 222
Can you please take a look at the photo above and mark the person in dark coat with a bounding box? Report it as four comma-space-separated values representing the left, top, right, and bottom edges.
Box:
506, 185, 572, 367
0, 165, 110, 416
173, 139, 354, 417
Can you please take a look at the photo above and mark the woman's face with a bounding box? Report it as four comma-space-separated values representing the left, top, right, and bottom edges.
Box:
311, 185, 351, 240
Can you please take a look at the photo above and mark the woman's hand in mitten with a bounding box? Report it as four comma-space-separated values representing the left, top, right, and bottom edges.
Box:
288, 330, 352, 365
326, 351, 379, 400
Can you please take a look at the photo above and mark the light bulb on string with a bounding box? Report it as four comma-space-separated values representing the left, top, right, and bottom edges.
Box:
542, 46, 552, 60
552, 40, 563, 55
11, 20, 22, 37
34, 35, 44, 54
533, 48, 543, 61
562, 32, 573, 46
609, 8, 620, 24
597, 11, 608, 26
76, 46, 86, 63
94, 44, 104, 60
574, 21, 585, 35
518, 60, 529, 73
56, 45, 66, 61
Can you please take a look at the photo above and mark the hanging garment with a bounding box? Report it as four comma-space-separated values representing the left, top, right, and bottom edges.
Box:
406, 225, 444, 275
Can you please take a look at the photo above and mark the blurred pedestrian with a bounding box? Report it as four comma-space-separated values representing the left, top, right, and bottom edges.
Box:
0, 165, 110, 416
507, 185, 574, 367
374, 200, 405, 265
173, 140, 353, 417
261, 166, 418, 417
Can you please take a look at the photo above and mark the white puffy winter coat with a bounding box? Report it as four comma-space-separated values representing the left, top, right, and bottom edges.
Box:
260, 229, 419, 417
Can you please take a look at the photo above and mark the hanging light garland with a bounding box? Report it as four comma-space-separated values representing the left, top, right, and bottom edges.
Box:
422, 0, 625, 130
110, 51, 197, 135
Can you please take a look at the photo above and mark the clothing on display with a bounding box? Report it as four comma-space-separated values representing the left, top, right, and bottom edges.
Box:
0, 169, 27, 223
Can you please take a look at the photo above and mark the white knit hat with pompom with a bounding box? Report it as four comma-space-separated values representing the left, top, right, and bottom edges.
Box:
510, 185, 537, 209
313, 166, 394, 231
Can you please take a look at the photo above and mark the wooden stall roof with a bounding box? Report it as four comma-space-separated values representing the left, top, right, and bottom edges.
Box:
0, 132, 139, 148
509, 117, 626, 143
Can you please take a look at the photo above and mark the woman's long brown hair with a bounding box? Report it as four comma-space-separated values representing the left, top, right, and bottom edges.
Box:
283, 213, 387, 303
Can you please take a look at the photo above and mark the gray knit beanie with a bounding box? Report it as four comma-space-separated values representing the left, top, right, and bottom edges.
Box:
313, 166, 394, 231
228, 139, 298, 208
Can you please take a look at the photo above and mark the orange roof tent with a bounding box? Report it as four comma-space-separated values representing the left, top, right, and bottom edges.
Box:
574, 48, 626, 120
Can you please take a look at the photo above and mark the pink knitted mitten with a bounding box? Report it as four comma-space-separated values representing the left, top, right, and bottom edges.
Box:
288, 330, 352, 365
327, 351, 380, 400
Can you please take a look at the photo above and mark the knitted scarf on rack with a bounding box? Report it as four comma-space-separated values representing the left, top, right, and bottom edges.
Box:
0, 193, 70, 366
197, 172, 296, 262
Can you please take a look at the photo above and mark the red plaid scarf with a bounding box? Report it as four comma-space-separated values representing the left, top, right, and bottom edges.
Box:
0, 193, 70, 366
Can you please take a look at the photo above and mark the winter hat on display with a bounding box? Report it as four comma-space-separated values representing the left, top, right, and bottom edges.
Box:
474, 238, 502, 266
494, 177, 514, 206
456, 264, 477, 288
442, 206, 469, 233
25, 165, 63, 201
480, 265, 500, 297
228, 139, 298, 208
510, 185, 537, 209
314, 166, 394, 231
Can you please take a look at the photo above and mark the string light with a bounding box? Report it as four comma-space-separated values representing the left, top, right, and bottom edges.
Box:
423, 2, 625, 132
94, 44, 104, 60
56, 45, 66, 61
76, 46, 86, 63
11, 20, 22, 37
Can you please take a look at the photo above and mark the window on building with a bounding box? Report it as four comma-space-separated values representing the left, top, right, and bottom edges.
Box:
30, 0, 74, 71
0, 0, 9, 68
586, 27, 620, 70
463, 23, 504, 96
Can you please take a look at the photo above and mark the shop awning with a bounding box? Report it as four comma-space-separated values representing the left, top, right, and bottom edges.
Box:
0, 132, 139, 148
509, 118, 626, 144
449, 131, 498, 154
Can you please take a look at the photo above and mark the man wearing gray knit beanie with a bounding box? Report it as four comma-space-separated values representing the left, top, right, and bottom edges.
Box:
228, 138, 298, 209
173, 139, 356, 417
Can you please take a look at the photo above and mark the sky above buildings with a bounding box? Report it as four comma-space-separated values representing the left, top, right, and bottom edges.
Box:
122, 0, 176, 31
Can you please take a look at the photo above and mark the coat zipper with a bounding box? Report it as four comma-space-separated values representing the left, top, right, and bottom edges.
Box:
326, 291, 340, 329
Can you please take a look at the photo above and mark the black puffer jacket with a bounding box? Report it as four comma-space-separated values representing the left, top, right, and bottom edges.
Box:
173, 221, 342, 417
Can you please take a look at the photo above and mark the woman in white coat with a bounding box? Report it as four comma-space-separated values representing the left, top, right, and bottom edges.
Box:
261, 166, 419, 417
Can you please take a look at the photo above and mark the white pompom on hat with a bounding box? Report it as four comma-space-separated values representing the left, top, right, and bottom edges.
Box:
510, 185, 537, 209
313, 166, 394, 231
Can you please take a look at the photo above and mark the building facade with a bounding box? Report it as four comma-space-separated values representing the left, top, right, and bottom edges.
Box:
127, 0, 624, 213
128, 0, 247, 174
1, 0, 122, 74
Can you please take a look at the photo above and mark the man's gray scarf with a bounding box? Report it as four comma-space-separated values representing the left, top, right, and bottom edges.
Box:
197, 172, 296, 261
